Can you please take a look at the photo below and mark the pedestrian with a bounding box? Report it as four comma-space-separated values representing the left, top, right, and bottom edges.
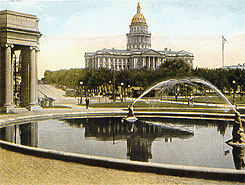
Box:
85, 97, 90, 109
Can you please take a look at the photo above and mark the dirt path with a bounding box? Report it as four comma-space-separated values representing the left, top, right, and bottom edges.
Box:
0, 148, 238, 185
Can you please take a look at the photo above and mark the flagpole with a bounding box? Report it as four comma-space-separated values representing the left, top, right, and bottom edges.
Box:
222, 36, 224, 67
222, 36, 226, 67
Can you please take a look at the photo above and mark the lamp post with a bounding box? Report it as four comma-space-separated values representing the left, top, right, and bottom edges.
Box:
109, 80, 111, 93
232, 80, 236, 108
80, 81, 83, 104
127, 85, 130, 97
121, 82, 124, 102
109, 80, 112, 102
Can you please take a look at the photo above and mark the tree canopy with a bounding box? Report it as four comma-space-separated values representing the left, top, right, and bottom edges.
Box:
43, 59, 245, 94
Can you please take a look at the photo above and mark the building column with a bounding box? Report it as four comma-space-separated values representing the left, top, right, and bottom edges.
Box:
20, 48, 29, 107
28, 46, 41, 111
4, 44, 14, 107
152, 57, 154, 69
85, 59, 88, 68
121, 59, 124, 70
155, 57, 158, 68
29, 47, 36, 106
148, 57, 150, 68
35, 48, 40, 104
115, 58, 118, 71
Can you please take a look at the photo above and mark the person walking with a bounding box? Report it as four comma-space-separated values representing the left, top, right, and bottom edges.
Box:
85, 97, 90, 109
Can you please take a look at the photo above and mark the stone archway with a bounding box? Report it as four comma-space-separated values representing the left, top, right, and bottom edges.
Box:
0, 10, 42, 113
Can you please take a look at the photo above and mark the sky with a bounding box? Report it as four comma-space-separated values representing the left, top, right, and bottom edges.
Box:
1, 0, 245, 78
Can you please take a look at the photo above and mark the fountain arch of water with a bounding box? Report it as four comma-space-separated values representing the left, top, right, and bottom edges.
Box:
131, 77, 236, 112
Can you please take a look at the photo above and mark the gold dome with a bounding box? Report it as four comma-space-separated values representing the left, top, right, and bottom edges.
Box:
131, 2, 147, 26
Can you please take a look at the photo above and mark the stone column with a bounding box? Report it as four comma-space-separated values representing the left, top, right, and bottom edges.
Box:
148, 57, 151, 69
35, 48, 40, 104
28, 46, 42, 111
121, 59, 124, 70
155, 57, 158, 68
4, 44, 14, 108
143, 57, 146, 67
29, 47, 36, 106
20, 48, 29, 107
148, 57, 150, 68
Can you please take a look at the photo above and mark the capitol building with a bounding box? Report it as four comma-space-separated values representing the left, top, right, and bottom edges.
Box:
85, 2, 194, 70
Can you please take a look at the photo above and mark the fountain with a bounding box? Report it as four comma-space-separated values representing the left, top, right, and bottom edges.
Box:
0, 77, 244, 181
125, 77, 245, 147
123, 105, 138, 122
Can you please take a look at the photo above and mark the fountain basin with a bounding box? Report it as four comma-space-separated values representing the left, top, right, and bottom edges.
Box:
0, 111, 244, 182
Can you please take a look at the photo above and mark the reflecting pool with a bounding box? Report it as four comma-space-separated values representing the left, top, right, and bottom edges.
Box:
0, 117, 244, 170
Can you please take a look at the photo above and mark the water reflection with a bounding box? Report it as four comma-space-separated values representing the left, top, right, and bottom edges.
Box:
0, 123, 38, 147
64, 118, 193, 162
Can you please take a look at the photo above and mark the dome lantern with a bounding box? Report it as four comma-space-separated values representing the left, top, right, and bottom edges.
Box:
137, 2, 141, 13
131, 2, 147, 26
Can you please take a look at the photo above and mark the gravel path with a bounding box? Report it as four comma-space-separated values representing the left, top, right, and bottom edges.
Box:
0, 148, 238, 185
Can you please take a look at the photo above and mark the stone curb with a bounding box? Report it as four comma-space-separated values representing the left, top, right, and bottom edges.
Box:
0, 140, 244, 182
0, 111, 126, 127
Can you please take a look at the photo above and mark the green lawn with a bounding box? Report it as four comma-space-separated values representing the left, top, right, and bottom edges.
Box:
88, 96, 244, 114
43, 105, 72, 109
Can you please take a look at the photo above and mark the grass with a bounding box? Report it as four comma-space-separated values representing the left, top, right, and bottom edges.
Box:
89, 97, 244, 114
43, 105, 72, 109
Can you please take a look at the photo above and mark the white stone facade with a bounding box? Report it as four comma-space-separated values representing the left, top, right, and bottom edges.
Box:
85, 3, 194, 70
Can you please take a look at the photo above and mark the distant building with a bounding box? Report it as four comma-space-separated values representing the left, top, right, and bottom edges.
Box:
85, 2, 194, 70
221, 63, 245, 70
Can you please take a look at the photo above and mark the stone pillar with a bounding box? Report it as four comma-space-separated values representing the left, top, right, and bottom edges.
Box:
155, 57, 158, 68
20, 48, 29, 107
4, 44, 14, 108
148, 57, 150, 68
143, 57, 146, 67
35, 48, 39, 104
153, 57, 155, 70
121, 59, 124, 70
28, 47, 42, 111
29, 47, 36, 106
148, 57, 151, 69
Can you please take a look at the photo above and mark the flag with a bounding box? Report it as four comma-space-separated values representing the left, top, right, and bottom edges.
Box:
222, 36, 227, 43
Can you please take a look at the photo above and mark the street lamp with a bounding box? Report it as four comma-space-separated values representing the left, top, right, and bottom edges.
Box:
109, 80, 111, 94
232, 80, 236, 108
127, 84, 130, 98
80, 81, 83, 104
120, 82, 124, 102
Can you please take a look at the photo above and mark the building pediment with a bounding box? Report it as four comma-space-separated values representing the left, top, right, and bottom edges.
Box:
142, 49, 162, 56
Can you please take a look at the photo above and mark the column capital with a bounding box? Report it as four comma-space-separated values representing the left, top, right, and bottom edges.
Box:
30, 46, 39, 51
4, 44, 14, 48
